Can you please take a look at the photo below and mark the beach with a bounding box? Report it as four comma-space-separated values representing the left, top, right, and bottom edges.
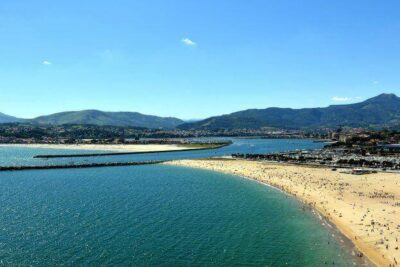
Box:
0, 144, 203, 153
167, 158, 400, 267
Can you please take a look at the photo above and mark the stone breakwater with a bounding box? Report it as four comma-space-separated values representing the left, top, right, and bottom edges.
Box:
0, 160, 165, 172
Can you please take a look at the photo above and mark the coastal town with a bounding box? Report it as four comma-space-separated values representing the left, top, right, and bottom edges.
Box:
0, 123, 309, 144
1, 123, 399, 171
0, 122, 398, 143
233, 129, 400, 172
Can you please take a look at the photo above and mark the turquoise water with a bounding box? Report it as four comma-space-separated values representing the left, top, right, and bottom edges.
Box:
0, 165, 358, 266
0, 139, 365, 266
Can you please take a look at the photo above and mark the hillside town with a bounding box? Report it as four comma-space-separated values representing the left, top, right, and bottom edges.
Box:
0, 123, 310, 144
0, 123, 399, 146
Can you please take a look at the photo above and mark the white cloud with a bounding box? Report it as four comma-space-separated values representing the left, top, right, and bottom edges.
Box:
42, 60, 52, 65
372, 80, 379, 85
182, 38, 196, 46
331, 96, 351, 102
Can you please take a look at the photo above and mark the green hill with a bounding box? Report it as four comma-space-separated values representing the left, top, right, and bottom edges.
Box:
178, 93, 400, 130
30, 110, 183, 129
0, 112, 23, 123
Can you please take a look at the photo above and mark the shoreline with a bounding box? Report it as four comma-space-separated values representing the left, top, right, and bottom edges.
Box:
193, 162, 374, 266
0, 143, 203, 153
166, 158, 400, 267
205, 164, 372, 266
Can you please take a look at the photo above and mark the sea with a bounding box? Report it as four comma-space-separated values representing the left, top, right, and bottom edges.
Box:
0, 139, 369, 266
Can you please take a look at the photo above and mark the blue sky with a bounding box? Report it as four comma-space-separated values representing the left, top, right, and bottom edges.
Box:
1, 0, 399, 119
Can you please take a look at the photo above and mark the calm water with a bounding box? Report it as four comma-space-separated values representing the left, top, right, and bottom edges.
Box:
0, 139, 362, 266
0, 165, 358, 266
0, 138, 322, 167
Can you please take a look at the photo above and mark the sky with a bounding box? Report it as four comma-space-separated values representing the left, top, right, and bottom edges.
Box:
0, 0, 400, 120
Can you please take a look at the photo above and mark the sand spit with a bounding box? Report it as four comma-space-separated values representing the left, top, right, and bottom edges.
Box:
0, 144, 200, 153
166, 158, 400, 267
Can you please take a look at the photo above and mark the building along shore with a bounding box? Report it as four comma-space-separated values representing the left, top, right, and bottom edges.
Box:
166, 158, 400, 267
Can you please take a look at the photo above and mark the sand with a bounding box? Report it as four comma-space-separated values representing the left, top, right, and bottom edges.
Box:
167, 158, 400, 267
0, 144, 200, 153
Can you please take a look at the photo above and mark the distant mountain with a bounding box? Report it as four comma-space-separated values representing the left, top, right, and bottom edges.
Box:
178, 93, 400, 130
0, 112, 23, 123
30, 110, 184, 129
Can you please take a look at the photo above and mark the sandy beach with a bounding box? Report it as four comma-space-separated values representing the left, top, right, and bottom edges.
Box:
167, 158, 400, 267
0, 144, 202, 153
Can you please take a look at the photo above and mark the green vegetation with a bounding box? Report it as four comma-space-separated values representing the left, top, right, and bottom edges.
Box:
179, 93, 400, 130
29, 110, 183, 129
0, 112, 23, 123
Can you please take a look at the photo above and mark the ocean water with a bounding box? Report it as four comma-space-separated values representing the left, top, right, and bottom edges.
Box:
0, 139, 364, 266
0, 165, 358, 266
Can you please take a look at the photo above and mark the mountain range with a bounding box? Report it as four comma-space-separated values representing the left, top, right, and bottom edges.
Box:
29, 110, 184, 129
0, 110, 183, 129
1, 93, 399, 129
178, 93, 400, 130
